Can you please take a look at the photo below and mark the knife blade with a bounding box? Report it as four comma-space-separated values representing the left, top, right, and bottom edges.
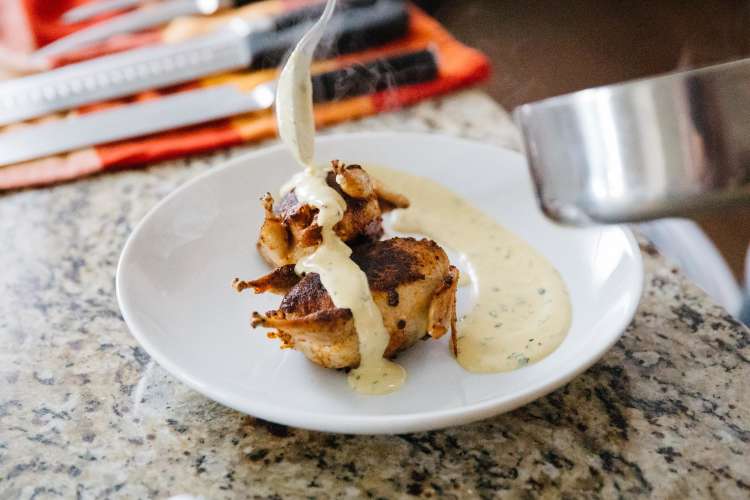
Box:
0, 84, 273, 166
0, 49, 438, 166
63, 0, 145, 24
0, 0, 408, 126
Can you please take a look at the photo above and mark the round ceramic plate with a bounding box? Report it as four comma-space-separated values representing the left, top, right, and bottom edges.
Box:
117, 132, 643, 434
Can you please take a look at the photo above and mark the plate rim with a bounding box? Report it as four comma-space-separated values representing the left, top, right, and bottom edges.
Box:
116, 131, 644, 434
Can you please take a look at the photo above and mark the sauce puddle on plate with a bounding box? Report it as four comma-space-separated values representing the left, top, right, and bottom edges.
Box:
368, 165, 572, 372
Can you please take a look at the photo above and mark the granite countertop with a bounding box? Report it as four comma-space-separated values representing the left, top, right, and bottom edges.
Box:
1, 91, 748, 499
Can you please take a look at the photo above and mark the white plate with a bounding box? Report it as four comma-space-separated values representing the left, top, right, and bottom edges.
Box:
117, 132, 643, 434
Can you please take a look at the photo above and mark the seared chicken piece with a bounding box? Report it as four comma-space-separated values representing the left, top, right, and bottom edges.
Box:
257, 161, 409, 267
234, 238, 459, 369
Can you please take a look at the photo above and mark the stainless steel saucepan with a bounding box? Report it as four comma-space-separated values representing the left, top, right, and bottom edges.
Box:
515, 58, 750, 225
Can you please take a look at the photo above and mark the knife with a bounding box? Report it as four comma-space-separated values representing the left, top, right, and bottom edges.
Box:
47, 0, 370, 59
39, 0, 249, 59
0, 0, 407, 126
0, 50, 438, 166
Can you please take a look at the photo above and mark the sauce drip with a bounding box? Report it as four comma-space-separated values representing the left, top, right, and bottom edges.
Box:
275, 0, 405, 394
369, 166, 572, 372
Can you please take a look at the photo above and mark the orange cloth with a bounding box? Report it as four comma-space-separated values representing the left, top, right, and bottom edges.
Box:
0, 1, 489, 190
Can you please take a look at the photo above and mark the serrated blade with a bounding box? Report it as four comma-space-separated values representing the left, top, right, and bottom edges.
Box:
0, 83, 276, 166
0, 24, 252, 127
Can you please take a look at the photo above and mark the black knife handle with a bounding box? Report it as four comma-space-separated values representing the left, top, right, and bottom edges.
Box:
231, 0, 378, 29
311, 49, 438, 103
248, 0, 409, 70
271, 0, 378, 32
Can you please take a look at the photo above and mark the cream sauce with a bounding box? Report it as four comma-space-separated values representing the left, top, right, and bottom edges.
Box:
275, 0, 405, 394
368, 166, 572, 372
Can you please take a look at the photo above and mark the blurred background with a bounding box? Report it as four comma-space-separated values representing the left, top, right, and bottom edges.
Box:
421, 0, 750, 281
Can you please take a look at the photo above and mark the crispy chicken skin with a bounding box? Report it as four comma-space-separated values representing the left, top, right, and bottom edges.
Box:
234, 237, 459, 369
257, 161, 409, 267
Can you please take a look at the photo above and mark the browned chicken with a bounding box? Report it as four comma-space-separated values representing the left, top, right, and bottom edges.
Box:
257, 161, 409, 267
234, 237, 459, 369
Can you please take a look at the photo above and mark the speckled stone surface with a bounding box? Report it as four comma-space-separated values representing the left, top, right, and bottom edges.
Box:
1, 91, 748, 499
